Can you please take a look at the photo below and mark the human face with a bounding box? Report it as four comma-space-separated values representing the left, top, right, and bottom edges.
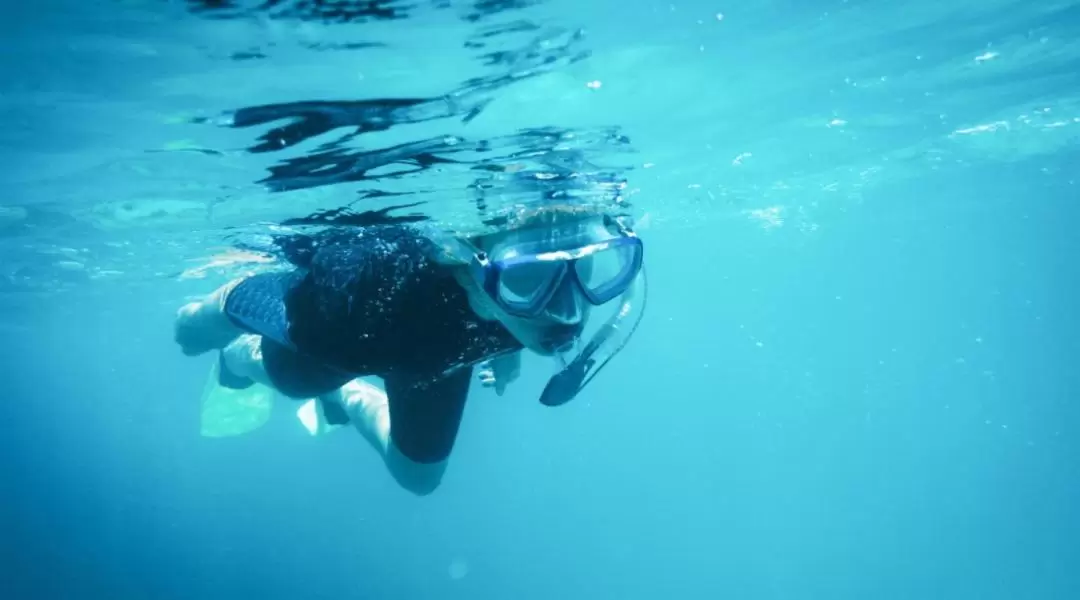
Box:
466, 216, 643, 355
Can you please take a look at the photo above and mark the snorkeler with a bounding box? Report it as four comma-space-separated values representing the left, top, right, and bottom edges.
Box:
174, 205, 647, 495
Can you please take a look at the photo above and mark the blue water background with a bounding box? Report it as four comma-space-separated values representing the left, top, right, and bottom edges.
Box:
2, 0, 1077, 598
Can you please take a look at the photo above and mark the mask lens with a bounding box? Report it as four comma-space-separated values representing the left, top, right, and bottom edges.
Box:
497, 260, 565, 312
575, 240, 641, 304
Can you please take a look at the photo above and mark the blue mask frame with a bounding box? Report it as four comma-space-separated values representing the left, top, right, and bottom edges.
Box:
471, 220, 644, 318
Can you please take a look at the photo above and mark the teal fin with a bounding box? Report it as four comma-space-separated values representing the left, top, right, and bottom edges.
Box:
199, 361, 275, 438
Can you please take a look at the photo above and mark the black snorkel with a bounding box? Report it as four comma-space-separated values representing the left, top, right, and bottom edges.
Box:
539, 265, 647, 406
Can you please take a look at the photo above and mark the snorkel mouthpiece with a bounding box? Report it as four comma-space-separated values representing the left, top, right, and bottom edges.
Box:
540, 354, 594, 406
538, 265, 647, 407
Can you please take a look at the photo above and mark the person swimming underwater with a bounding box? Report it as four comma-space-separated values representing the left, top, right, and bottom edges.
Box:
174, 204, 647, 495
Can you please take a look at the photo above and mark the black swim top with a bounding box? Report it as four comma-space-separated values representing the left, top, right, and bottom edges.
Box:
281, 225, 522, 380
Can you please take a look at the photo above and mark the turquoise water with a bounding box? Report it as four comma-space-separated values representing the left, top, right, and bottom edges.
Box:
2, 0, 1077, 598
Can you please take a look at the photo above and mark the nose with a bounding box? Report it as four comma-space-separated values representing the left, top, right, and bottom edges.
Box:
542, 278, 584, 325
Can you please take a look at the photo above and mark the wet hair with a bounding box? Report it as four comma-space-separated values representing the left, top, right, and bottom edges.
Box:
505, 203, 606, 230
472, 204, 610, 252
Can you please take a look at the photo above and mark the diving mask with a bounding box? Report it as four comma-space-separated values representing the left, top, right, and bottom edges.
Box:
469, 215, 643, 319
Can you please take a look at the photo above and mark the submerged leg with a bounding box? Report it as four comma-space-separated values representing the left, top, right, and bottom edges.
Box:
212, 324, 461, 496
219, 334, 273, 386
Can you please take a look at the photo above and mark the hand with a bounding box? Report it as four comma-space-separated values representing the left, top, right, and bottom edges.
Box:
477, 353, 521, 396
478, 364, 498, 388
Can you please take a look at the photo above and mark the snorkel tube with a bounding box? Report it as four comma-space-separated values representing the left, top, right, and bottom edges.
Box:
539, 264, 648, 407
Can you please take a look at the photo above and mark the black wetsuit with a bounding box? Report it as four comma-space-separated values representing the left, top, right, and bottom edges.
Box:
223, 225, 522, 463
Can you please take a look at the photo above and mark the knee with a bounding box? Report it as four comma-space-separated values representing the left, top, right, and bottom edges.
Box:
173, 282, 244, 356
174, 301, 216, 356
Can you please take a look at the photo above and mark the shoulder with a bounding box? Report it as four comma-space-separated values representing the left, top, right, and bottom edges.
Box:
302, 225, 464, 296
309, 225, 439, 265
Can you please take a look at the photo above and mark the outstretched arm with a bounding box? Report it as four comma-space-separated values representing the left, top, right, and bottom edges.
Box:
330, 373, 471, 497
